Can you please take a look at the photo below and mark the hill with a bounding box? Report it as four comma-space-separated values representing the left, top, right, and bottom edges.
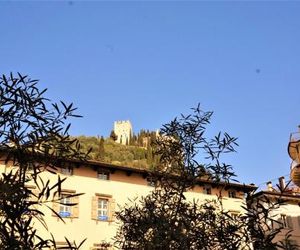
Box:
75, 132, 159, 169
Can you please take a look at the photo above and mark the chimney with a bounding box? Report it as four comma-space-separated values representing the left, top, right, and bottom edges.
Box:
267, 181, 273, 192
279, 176, 286, 190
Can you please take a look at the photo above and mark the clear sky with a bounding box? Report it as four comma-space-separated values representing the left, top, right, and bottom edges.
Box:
1, 1, 300, 187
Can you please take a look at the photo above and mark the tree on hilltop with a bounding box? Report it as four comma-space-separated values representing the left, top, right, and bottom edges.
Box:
110, 130, 118, 141
96, 136, 105, 161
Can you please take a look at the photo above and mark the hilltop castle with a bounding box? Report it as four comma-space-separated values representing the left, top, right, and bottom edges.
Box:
114, 120, 133, 145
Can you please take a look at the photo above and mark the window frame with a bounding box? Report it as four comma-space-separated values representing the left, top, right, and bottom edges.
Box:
146, 177, 156, 187
203, 185, 212, 195
92, 194, 115, 222
59, 194, 72, 218
97, 169, 110, 180
52, 190, 79, 219
97, 198, 109, 221
60, 166, 73, 176
228, 190, 237, 198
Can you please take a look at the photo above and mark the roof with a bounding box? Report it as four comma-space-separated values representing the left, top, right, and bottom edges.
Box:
252, 190, 300, 202
0, 148, 257, 193
69, 158, 257, 193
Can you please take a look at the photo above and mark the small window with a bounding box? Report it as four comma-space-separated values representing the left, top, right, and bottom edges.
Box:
147, 177, 156, 187
97, 198, 109, 221
97, 170, 110, 180
59, 194, 72, 217
61, 167, 73, 176
203, 186, 212, 195
228, 190, 237, 198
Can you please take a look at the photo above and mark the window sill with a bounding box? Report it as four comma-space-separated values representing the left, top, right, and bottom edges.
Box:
223, 196, 243, 200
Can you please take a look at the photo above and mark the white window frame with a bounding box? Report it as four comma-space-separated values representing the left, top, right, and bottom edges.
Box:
97, 170, 110, 180
59, 194, 72, 217
61, 166, 73, 176
97, 198, 109, 221
146, 177, 156, 187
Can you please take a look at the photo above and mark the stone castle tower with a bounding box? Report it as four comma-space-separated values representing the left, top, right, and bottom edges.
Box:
114, 120, 133, 145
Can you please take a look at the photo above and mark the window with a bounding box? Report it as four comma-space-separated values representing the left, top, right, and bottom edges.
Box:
91, 194, 115, 222
146, 177, 156, 187
52, 191, 79, 218
97, 170, 110, 180
97, 198, 109, 221
59, 194, 72, 217
61, 166, 73, 176
228, 190, 237, 198
203, 186, 212, 195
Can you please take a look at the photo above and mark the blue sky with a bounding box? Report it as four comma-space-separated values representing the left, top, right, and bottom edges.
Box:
1, 1, 300, 187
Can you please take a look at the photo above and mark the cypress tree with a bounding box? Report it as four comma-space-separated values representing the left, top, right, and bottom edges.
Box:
98, 136, 105, 161
110, 130, 118, 141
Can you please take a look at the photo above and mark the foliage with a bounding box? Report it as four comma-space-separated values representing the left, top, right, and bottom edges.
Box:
152, 105, 237, 184
75, 134, 159, 169
0, 73, 87, 249
115, 105, 239, 249
96, 136, 105, 161
115, 104, 295, 250
115, 189, 246, 249
109, 130, 117, 141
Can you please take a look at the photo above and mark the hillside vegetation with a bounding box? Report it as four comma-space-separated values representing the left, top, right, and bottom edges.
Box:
75, 130, 159, 169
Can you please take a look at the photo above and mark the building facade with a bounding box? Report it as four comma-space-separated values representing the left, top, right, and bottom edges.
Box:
253, 177, 300, 248
0, 161, 256, 250
289, 128, 300, 187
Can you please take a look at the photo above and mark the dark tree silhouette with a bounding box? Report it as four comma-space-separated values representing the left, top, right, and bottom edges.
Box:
96, 136, 105, 161
115, 105, 296, 250
0, 73, 87, 249
110, 130, 118, 141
